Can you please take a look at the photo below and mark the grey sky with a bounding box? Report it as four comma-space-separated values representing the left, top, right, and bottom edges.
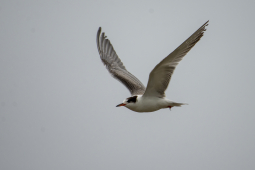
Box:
1, 0, 255, 169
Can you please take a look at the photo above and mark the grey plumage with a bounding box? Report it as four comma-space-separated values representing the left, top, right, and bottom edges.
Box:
143, 21, 209, 98
97, 27, 146, 96
96, 21, 209, 99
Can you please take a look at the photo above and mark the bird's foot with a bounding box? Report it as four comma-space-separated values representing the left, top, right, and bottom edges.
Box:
168, 106, 172, 111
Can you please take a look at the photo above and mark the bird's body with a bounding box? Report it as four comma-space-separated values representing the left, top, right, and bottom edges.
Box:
96, 21, 208, 112
125, 95, 185, 112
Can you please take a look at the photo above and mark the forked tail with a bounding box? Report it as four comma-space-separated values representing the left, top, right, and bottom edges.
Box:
168, 102, 187, 110
172, 102, 188, 107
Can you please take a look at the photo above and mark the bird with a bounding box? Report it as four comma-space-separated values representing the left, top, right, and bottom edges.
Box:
96, 21, 208, 112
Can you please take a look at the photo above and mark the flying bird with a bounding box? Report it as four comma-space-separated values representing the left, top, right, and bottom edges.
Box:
96, 21, 208, 112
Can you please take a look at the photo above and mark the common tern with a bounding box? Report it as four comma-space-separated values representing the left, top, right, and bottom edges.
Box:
96, 21, 208, 112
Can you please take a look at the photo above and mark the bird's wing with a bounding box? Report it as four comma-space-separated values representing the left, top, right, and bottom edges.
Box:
97, 27, 146, 96
143, 21, 209, 98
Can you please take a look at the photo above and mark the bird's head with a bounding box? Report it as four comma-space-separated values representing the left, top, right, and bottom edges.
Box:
116, 96, 138, 108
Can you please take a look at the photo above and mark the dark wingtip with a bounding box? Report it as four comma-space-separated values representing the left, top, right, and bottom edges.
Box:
96, 27, 102, 53
204, 20, 209, 27
97, 27, 102, 35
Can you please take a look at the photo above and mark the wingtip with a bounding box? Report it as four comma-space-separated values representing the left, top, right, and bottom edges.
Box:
96, 27, 102, 53
204, 20, 209, 27
97, 27, 102, 37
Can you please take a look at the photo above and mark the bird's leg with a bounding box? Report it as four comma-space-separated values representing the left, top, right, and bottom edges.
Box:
168, 106, 172, 111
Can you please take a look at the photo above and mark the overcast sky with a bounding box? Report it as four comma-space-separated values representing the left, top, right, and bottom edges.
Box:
1, 0, 255, 170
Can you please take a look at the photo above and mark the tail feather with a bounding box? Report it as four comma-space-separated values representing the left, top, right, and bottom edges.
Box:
172, 102, 188, 107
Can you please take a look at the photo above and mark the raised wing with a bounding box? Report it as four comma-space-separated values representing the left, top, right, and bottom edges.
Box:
97, 27, 146, 96
143, 21, 209, 98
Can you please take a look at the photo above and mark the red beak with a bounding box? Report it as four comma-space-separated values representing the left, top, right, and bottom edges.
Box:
116, 103, 126, 107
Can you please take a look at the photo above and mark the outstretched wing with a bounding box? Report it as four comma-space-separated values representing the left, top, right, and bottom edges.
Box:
143, 21, 209, 98
97, 27, 146, 96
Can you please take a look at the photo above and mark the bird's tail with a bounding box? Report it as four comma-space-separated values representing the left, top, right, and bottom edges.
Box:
172, 102, 188, 107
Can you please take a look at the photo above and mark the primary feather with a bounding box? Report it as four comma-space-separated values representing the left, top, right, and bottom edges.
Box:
143, 21, 209, 98
96, 27, 146, 96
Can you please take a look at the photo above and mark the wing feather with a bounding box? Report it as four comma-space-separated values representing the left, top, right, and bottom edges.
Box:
96, 27, 146, 96
143, 21, 209, 97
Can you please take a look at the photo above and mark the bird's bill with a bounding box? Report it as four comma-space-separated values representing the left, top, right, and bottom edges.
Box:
116, 103, 126, 107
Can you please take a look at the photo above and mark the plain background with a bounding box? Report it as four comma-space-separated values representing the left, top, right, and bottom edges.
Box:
1, 0, 255, 170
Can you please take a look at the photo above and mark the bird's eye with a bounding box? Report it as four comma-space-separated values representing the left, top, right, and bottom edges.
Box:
126, 96, 137, 103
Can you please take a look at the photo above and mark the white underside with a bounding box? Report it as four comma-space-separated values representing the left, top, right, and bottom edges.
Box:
124, 95, 185, 113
